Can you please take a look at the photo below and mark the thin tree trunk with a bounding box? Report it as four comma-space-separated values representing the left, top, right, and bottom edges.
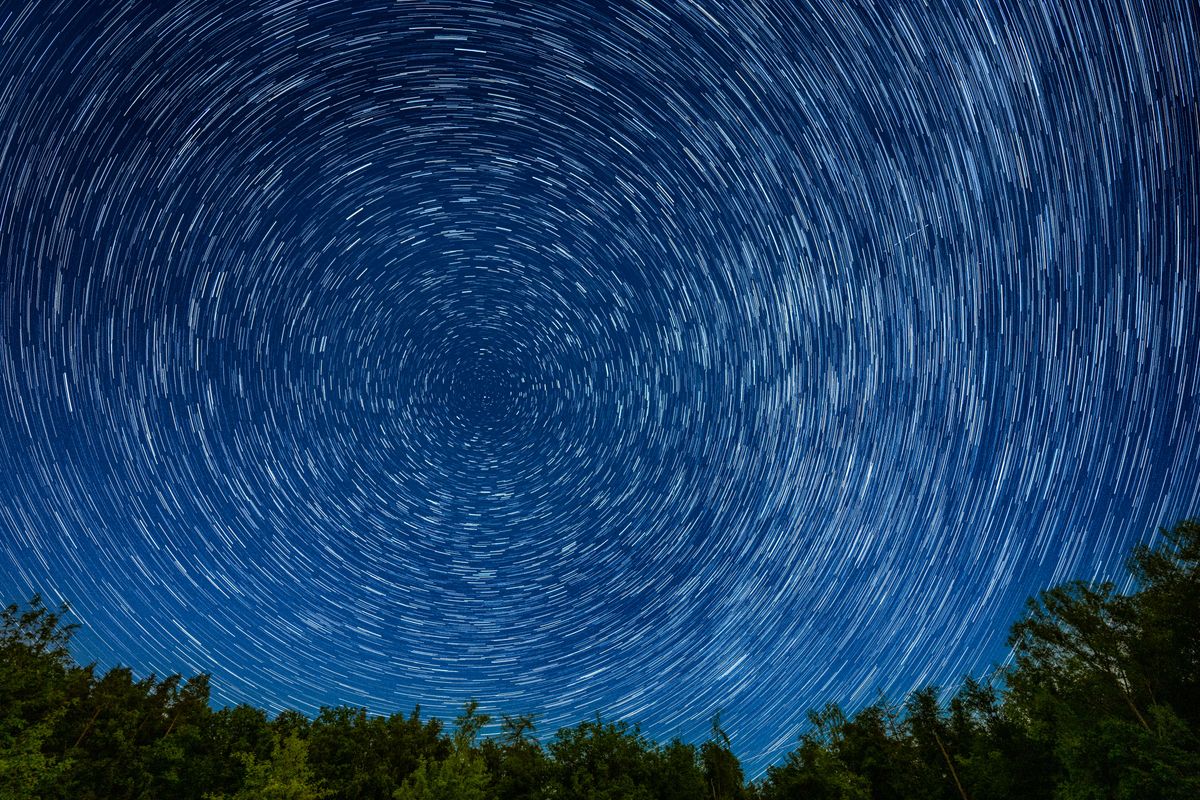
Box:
1124, 692, 1152, 732
933, 730, 971, 800
73, 704, 103, 749
164, 706, 183, 737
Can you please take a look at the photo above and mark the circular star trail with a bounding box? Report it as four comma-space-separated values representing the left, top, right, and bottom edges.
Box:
1, 0, 1198, 775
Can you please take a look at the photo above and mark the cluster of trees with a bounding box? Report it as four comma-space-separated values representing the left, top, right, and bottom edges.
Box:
1, 518, 1197, 799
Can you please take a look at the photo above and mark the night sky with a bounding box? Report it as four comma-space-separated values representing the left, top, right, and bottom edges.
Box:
1, 0, 1198, 776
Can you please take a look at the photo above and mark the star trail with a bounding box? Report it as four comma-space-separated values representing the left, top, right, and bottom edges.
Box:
1, 0, 1198, 776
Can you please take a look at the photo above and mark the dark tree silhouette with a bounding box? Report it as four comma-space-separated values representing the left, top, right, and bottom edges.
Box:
1, 518, 1197, 800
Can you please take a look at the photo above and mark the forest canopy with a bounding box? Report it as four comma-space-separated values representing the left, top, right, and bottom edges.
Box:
2, 518, 1197, 800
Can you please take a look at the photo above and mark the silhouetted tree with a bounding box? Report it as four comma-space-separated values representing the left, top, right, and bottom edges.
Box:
208, 732, 329, 800
702, 712, 745, 800
1004, 518, 1200, 799
480, 713, 549, 800
393, 702, 491, 800
1, 517, 1198, 800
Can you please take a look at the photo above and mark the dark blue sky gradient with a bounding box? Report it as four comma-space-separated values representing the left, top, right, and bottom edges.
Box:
1, 0, 1198, 776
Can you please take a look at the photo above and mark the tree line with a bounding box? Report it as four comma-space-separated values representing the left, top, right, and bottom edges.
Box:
1, 518, 1197, 799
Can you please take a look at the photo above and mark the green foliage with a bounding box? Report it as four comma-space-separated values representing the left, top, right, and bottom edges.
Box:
0, 597, 78, 799
0, 714, 71, 799
392, 746, 492, 800
757, 518, 1200, 800
0, 596, 77, 738
393, 702, 493, 800
301, 704, 448, 799
208, 733, 330, 800
187, 704, 277, 797
480, 713, 551, 800
1125, 519, 1200, 729
759, 704, 870, 800
1001, 518, 1200, 800
547, 715, 660, 799
0, 517, 1196, 800
650, 738, 707, 800
702, 712, 745, 800
51, 666, 214, 799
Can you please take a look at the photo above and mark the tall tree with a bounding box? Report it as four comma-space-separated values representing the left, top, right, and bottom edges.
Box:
481, 713, 548, 800
0, 597, 77, 798
0, 596, 77, 732
701, 712, 745, 800
760, 704, 869, 800
1005, 518, 1200, 799
393, 701, 492, 800
209, 732, 330, 800
547, 715, 657, 800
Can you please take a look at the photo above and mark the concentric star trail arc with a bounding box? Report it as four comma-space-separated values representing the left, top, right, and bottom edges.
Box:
1, 0, 1197, 775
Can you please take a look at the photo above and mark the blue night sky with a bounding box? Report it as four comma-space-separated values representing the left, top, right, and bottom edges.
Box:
1, 0, 1197, 776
